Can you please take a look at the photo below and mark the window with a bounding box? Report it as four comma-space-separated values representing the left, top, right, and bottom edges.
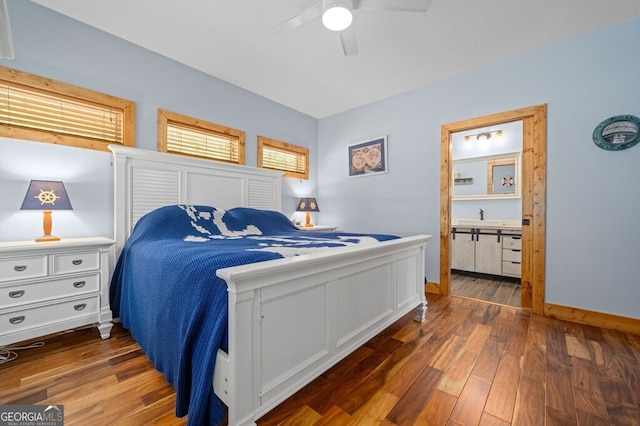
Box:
258, 136, 309, 180
158, 109, 245, 165
0, 66, 135, 151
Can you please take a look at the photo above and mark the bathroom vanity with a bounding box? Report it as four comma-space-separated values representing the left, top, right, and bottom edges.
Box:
451, 220, 522, 278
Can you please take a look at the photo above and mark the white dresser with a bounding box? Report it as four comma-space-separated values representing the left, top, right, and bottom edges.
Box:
0, 237, 115, 346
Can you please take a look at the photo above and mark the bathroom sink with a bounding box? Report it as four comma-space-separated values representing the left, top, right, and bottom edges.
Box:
454, 219, 503, 227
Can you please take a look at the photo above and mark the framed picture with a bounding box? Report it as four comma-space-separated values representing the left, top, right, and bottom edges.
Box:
348, 135, 388, 177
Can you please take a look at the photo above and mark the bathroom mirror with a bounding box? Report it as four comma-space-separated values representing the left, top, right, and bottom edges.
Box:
452, 153, 520, 199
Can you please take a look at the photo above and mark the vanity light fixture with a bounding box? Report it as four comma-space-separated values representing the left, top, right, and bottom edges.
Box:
464, 130, 503, 143
322, 0, 353, 31
20, 180, 73, 242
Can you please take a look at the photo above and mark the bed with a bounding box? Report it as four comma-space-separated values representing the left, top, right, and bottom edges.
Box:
108, 145, 432, 425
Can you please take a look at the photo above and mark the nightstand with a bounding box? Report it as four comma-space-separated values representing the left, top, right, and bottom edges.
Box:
0, 237, 115, 346
296, 225, 338, 232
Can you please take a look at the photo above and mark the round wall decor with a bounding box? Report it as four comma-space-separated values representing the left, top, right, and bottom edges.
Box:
592, 115, 640, 151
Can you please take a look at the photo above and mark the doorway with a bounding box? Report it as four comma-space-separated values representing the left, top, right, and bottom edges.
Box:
439, 105, 547, 314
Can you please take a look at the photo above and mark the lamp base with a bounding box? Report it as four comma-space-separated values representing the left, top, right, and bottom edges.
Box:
304, 212, 313, 227
36, 235, 60, 242
37, 210, 60, 242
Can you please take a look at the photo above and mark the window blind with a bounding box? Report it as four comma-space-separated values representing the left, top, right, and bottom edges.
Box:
0, 83, 124, 144
261, 145, 306, 175
166, 123, 240, 163
257, 135, 308, 179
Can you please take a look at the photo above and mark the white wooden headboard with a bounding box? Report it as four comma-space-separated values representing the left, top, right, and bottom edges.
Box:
109, 145, 283, 255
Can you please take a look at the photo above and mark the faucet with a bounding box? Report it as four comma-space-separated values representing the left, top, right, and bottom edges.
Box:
479, 209, 484, 220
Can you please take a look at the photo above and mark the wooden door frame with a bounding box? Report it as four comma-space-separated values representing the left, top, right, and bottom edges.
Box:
439, 104, 547, 314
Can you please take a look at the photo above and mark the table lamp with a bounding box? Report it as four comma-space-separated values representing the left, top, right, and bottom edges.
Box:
20, 180, 73, 242
296, 197, 319, 227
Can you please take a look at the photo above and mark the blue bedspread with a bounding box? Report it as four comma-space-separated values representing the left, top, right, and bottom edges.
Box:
110, 205, 397, 425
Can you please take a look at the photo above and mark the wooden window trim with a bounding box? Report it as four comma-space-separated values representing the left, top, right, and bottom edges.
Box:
258, 136, 309, 180
158, 109, 246, 165
0, 65, 135, 151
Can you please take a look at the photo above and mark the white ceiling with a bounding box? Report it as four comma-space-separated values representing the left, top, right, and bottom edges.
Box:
31, 0, 640, 118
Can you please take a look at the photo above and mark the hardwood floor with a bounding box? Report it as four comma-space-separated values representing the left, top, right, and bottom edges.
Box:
451, 270, 521, 308
1, 295, 639, 425
0, 324, 186, 425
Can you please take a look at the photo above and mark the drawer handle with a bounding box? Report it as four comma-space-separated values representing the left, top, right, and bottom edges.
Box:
511, 261, 521, 265
511, 249, 522, 252
13, 265, 27, 272
9, 315, 25, 325
73, 281, 86, 288
74, 303, 86, 311
72, 259, 83, 266
512, 236, 522, 240
9, 290, 25, 298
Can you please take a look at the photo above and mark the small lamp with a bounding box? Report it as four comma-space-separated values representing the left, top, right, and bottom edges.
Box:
20, 180, 73, 242
296, 197, 320, 227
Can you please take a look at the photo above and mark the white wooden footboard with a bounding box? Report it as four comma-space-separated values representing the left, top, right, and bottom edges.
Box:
216, 234, 431, 425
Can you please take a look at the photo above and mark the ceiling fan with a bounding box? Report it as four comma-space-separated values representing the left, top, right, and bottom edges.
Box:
0, 0, 14, 58
271, 0, 434, 56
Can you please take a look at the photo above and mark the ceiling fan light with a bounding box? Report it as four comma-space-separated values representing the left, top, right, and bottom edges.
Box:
322, 5, 352, 31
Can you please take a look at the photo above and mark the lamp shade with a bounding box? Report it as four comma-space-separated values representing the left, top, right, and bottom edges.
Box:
21, 180, 73, 210
21, 180, 72, 242
296, 197, 319, 212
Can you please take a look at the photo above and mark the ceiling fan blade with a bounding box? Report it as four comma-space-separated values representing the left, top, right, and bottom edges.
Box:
355, 0, 434, 13
339, 26, 358, 56
269, 2, 323, 35
0, 0, 14, 59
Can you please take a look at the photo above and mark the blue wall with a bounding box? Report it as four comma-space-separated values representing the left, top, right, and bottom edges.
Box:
1, 1, 639, 320
0, 0, 318, 242
319, 17, 640, 319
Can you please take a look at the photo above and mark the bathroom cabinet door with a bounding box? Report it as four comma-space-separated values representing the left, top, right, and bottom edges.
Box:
474, 233, 503, 275
451, 228, 503, 275
451, 231, 475, 271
